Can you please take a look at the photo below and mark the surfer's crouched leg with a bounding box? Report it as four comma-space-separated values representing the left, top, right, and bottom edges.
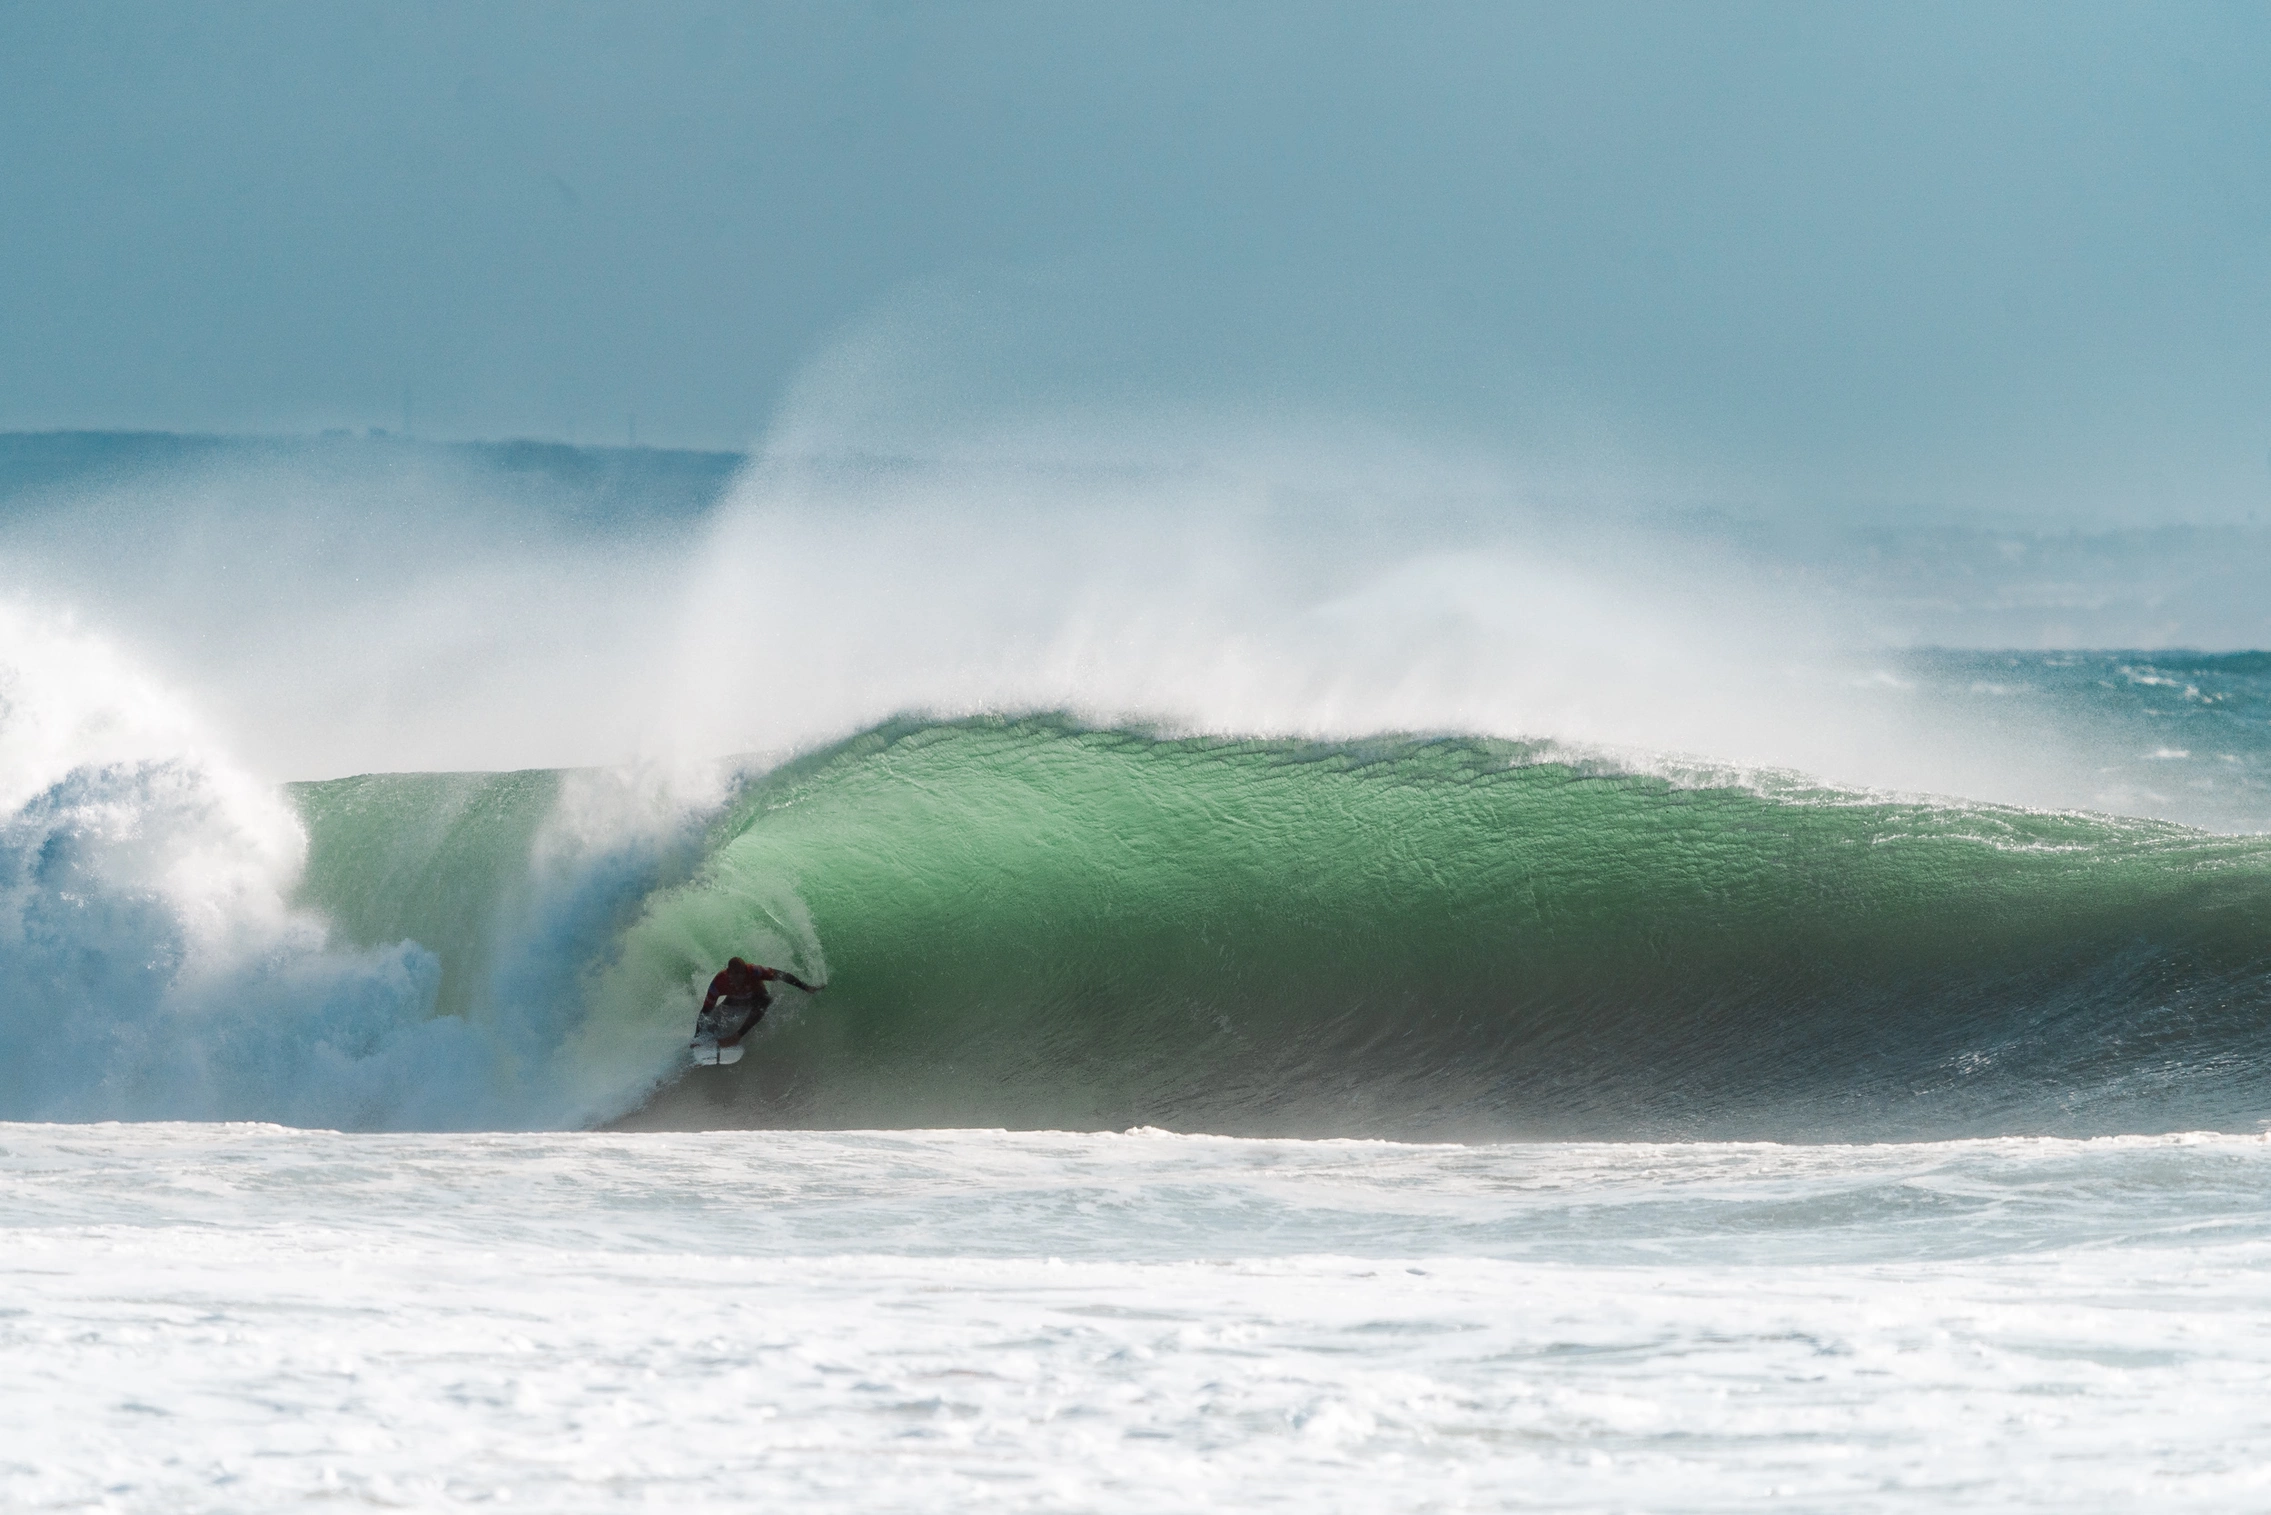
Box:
708, 999, 763, 1049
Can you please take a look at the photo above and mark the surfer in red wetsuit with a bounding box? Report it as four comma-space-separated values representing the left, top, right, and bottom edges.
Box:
694, 957, 823, 1048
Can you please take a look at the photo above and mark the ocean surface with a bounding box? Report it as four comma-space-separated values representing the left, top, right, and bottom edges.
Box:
5, 436, 2271, 1508
13, 1123, 2271, 1511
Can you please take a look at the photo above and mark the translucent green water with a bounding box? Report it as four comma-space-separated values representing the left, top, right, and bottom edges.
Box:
291, 715, 2271, 1138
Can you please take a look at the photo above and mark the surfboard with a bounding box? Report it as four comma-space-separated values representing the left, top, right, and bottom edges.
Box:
689, 1036, 744, 1067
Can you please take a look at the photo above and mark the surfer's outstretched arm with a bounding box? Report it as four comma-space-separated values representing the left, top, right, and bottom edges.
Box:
772, 970, 823, 993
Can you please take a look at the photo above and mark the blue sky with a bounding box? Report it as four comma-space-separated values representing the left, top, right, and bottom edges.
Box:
4, 1, 2268, 518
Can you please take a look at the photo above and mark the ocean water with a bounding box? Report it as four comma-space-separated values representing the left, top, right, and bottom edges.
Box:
7, 439, 2271, 1508
13, 1122, 2271, 1512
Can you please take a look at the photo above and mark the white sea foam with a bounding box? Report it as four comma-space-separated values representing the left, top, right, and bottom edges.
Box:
0, 609, 694, 1129
7, 1123, 2271, 1512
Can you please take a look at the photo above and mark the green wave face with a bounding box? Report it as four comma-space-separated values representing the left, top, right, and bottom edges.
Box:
292, 768, 563, 1022
578, 719, 2271, 1139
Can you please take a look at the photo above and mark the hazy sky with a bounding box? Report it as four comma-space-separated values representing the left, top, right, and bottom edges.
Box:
4, 1, 2269, 519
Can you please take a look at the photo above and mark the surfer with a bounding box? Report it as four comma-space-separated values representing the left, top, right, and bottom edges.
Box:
694, 957, 822, 1048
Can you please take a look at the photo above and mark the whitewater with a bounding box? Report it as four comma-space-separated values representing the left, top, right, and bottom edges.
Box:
7, 434, 2271, 1509
15, 1124, 2271, 1511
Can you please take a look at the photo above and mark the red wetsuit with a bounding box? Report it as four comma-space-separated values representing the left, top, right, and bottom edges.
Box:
696, 960, 821, 1045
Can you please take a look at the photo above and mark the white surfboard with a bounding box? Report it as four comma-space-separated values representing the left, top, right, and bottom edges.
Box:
689, 1036, 744, 1067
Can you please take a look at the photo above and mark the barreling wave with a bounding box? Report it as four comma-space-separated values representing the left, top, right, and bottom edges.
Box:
291, 716, 2271, 1140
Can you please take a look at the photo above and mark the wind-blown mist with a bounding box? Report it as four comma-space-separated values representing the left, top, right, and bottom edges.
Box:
5, 417, 2267, 817
16, 424, 1825, 779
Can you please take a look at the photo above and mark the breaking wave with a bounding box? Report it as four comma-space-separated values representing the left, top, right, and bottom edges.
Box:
323, 715, 2271, 1139
6, 598, 2270, 1139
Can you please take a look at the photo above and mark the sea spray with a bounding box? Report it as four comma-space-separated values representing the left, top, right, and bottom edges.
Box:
0, 604, 456, 1123
0, 606, 713, 1127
